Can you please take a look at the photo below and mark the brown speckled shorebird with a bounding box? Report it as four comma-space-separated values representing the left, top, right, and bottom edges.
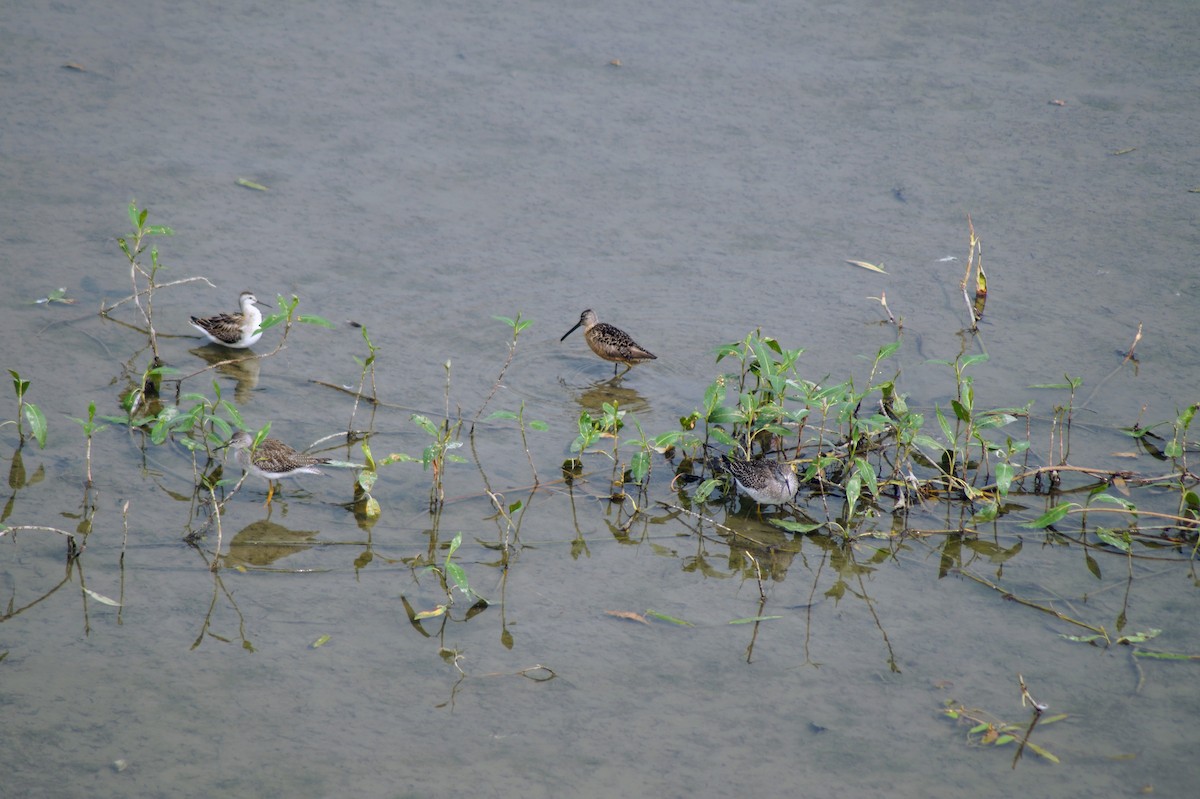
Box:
721, 453, 799, 507
225, 430, 330, 505
560, 309, 657, 376
190, 291, 271, 348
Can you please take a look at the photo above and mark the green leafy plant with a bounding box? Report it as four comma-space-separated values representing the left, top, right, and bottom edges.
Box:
70, 401, 108, 486
5, 370, 47, 449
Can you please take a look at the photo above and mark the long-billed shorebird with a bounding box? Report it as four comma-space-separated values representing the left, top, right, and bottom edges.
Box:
720, 453, 799, 507
190, 291, 271, 348
225, 430, 330, 505
561, 309, 657, 376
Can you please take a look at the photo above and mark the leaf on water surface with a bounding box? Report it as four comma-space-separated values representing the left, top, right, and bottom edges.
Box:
644, 609, 694, 626
1025, 741, 1060, 764
1116, 629, 1161, 644
845, 259, 887, 274
83, 587, 121, 606
235, 177, 269, 191
310, 634, 332, 649
604, 610, 649, 625
1111, 147, 1137, 156
769, 518, 824, 534
1022, 502, 1073, 529
728, 616, 783, 624
1133, 651, 1198, 660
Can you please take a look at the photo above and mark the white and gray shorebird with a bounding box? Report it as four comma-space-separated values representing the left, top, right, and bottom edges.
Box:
225, 430, 330, 505
720, 453, 799, 506
190, 291, 271, 348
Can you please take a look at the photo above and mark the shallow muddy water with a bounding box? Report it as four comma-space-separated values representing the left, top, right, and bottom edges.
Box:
2, 1, 1199, 797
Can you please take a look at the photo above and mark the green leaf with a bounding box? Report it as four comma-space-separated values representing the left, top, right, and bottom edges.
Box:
935, 405, 954, 441
971, 502, 999, 523
24, 404, 47, 448
959, 354, 989, 369
310, 634, 332, 648
728, 615, 783, 624
1117, 628, 1161, 644
529, 420, 549, 431
645, 609, 694, 626
769, 518, 824, 533
1095, 527, 1131, 552
411, 414, 438, 436
297, 314, 335, 328
853, 457, 879, 498
995, 462, 1015, 496
1132, 650, 1194, 660
235, 177, 269, 191
693, 477, 723, 502
487, 410, 518, 421
629, 450, 650, 484
446, 561, 470, 595
1025, 741, 1060, 764
1022, 502, 1073, 529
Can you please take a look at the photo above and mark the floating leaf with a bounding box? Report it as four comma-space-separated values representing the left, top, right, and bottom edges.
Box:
645, 609, 694, 626
1025, 741, 1060, 764
604, 610, 649, 625
413, 605, 447, 620
1022, 502, 1073, 529
1117, 628, 1161, 644
769, 518, 824, 534
235, 177, 269, 191
728, 615, 783, 624
1133, 651, 1198, 660
846, 259, 887, 274
310, 634, 332, 649
83, 587, 121, 606
1110, 147, 1137, 156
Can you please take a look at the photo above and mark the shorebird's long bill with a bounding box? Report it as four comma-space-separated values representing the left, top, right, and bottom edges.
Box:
560, 320, 584, 342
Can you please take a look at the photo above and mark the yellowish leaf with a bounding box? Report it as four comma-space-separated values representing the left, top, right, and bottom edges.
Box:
846, 259, 887, 274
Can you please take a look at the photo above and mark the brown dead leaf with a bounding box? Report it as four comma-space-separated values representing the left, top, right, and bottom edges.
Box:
604, 610, 650, 625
